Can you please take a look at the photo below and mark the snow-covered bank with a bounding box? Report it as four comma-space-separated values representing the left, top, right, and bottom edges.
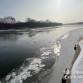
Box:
71, 40, 83, 83
48, 28, 83, 83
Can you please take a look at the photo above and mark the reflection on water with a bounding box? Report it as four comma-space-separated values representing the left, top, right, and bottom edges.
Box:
0, 25, 83, 82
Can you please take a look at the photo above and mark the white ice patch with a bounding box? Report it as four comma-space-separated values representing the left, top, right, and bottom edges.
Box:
40, 47, 52, 60
5, 75, 11, 81
41, 51, 51, 56
62, 32, 70, 39
54, 43, 61, 56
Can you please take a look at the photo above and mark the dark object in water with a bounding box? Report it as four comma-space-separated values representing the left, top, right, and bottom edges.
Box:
62, 78, 66, 83
62, 74, 67, 83
74, 45, 77, 50
62, 68, 70, 83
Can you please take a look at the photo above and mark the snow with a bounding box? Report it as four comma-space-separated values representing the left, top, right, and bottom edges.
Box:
5, 75, 11, 81
71, 40, 83, 83
9, 58, 45, 83
41, 51, 51, 56
64, 68, 70, 75
54, 43, 61, 56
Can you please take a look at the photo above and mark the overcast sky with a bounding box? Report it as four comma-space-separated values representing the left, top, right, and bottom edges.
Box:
0, 0, 83, 23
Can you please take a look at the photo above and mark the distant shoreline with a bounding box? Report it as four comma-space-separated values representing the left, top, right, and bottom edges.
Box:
0, 22, 62, 30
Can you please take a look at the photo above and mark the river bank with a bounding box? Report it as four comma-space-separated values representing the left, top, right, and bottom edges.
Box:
48, 28, 83, 83
71, 40, 83, 83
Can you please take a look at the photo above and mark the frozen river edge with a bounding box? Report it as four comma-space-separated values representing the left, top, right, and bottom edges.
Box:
48, 28, 83, 83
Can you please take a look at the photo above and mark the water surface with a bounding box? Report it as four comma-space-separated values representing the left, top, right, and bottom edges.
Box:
0, 25, 83, 82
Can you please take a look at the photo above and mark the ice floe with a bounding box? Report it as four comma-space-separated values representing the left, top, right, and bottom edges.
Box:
1, 58, 45, 83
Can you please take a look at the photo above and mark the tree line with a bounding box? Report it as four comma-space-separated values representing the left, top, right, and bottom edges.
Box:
0, 16, 63, 29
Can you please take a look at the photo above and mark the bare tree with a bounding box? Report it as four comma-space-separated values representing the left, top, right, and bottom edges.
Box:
0, 17, 16, 23
25, 18, 36, 23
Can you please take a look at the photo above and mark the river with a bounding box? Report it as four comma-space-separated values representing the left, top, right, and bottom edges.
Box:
0, 25, 83, 83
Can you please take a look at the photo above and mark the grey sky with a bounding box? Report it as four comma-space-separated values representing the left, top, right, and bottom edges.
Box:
0, 0, 83, 23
